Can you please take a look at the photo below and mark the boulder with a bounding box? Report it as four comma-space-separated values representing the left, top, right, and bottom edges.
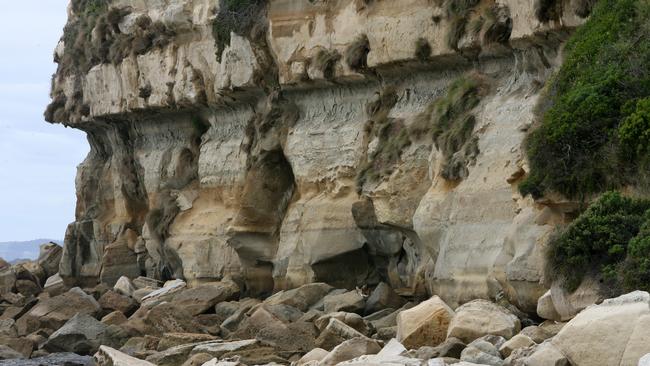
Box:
410, 337, 466, 359
15, 262, 46, 286
397, 295, 455, 349
132, 276, 163, 289
172, 281, 240, 316
370, 308, 402, 330
640, 353, 650, 366
539, 320, 565, 337
263, 282, 333, 311
0, 345, 24, 360
95, 345, 156, 366
44, 313, 108, 355
0, 335, 33, 358
0, 318, 16, 337
519, 325, 552, 343
296, 348, 329, 365
230, 305, 285, 339
264, 303, 304, 323
123, 302, 205, 337
133, 288, 156, 303
1, 292, 25, 306
552, 291, 650, 366
255, 320, 317, 352
499, 334, 535, 358
140, 279, 186, 307
15, 279, 41, 297
364, 308, 396, 321
119, 336, 160, 358
315, 318, 369, 351
538, 280, 603, 322
113, 276, 136, 297
0, 266, 16, 295
37, 242, 63, 278
323, 289, 366, 314
339, 338, 423, 366
0, 352, 94, 365
447, 300, 521, 343
43, 273, 66, 296
181, 353, 213, 366
364, 282, 406, 314
101, 310, 128, 326
194, 314, 224, 335
15, 287, 101, 335
315, 312, 369, 335
200, 359, 242, 366
525, 341, 568, 366
375, 326, 397, 341
157, 333, 218, 351
536, 290, 560, 321
460, 339, 504, 366
190, 339, 259, 358
99, 290, 138, 316
147, 341, 217, 366
319, 337, 382, 366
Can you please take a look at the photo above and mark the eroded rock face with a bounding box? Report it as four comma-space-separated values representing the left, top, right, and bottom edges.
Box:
48, 0, 581, 306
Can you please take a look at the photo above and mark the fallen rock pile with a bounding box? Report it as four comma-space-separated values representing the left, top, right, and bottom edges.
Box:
2, 243, 650, 365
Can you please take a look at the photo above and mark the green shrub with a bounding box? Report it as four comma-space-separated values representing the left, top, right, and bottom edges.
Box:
520, 0, 650, 199
618, 97, 650, 158
620, 212, 650, 291
547, 191, 650, 292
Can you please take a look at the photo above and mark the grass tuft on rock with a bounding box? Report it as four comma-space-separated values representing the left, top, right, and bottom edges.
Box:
409, 75, 485, 180
345, 35, 370, 72
520, 0, 650, 200
313, 48, 342, 80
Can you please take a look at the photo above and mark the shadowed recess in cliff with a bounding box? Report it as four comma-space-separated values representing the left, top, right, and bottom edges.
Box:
228, 93, 299, 296
351, 198, 428, 294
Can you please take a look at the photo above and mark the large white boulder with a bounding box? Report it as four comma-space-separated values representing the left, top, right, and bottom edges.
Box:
552, 291, 650, 366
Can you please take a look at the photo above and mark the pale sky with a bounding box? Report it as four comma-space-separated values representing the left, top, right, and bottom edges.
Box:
0, 1, 89, 241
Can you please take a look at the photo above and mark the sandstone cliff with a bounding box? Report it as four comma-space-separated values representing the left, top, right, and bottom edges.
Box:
46, 0, 590, 311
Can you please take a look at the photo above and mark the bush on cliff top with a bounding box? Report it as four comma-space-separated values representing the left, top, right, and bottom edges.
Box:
547, 191, 650, 293
520, 0, 650, 200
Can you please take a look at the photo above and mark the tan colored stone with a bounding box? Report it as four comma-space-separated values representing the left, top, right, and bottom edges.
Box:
397, 296, 455, 349
447, 299, 521, 343
552, 291, 650, 366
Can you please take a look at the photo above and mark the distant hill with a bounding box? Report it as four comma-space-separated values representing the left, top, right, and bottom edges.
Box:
0, 239, 63, 262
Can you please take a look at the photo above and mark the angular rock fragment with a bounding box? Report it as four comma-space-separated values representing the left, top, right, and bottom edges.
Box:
397, 295, 454, 349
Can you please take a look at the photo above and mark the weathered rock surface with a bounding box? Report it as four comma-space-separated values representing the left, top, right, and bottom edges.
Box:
46, 0, 579, 311
447, 300, 521, 343
552, 291, 650, 366
319, 337, 382, 366
397, 295, 455, 349
171, 280, 239, 316
44, 313, 108, 355
15, 287, 101, 335
95, 345, 156, 366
